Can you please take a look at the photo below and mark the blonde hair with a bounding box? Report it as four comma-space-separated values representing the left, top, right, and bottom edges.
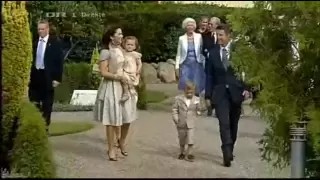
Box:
210, 17, 221, 25
38, 19, 49, 26
184, 81, 196, 91
182, 17, 197, 29
122, 36, 141, 52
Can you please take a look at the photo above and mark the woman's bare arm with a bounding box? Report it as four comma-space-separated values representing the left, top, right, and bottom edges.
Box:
99, 60, 119, 80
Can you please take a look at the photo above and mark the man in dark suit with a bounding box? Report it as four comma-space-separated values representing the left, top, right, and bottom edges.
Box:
202, 17, 220, 56
205, 24, 250, 167
202, 17, 221, 116
28, 20, 63, 133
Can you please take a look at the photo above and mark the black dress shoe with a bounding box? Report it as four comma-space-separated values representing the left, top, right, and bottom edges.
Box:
222, 148, 232, 167
178, 154, 185, 160
223, 156, 231, 167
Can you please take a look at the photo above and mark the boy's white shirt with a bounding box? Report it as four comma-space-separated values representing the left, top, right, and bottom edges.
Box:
185, 98, 191, 107
183, 96, 201, 115
183, 96, 200, 107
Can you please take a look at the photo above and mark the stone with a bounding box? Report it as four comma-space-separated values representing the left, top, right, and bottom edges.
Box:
166, 59, 176, 66
70, 90, 98, 106
142, 63, 160, 83
151, 62, 158, 69
157, 62, 176, 83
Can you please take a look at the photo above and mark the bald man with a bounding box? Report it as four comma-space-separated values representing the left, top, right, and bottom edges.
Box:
28, 20, 63, 134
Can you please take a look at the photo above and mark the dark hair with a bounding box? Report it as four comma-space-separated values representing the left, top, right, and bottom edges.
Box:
216, 23, 232, 35
122, 36, 141, 52
101, 25, 122, 49
200, 16, 209, 21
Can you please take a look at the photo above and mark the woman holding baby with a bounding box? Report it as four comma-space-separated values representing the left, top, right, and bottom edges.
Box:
94, 25, 142, 161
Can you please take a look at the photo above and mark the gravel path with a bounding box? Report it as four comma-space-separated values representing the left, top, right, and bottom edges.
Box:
50, 83, 287, 178
50, 110, 289, 178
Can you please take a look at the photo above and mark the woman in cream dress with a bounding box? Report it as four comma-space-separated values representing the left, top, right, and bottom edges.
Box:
94, 26, 138, 161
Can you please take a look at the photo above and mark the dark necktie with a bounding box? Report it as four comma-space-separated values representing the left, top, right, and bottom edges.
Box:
222, 47, 229, 70
212, 32, 216, 44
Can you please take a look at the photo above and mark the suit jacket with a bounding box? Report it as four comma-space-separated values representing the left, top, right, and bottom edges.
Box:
175, 32, 205, 69
202, 32, 219, 56
205, 42, 248, 105
30, 35, 63, 88
172, 95, 206, 128
202, 32, 219, 73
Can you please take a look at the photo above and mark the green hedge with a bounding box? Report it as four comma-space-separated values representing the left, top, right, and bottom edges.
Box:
136, 68, 147, 110
54, 62, 98, 103
55, 63, 149, 109
104, 3, 234, 62
12, 101, 55, 178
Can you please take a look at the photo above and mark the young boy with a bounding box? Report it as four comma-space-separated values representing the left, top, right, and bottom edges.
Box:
172, 81, 206, 162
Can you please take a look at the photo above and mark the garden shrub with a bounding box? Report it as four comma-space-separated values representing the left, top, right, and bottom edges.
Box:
89, 46, 101, 90
52, 103, 93, 112
54, 63, 93, 103
2, 1, 54, 177
12, 101, 55, 178
228, 1, 320, 177
63, 62, 93, 90
136, 67, 148, 110
2, 0, 33, 145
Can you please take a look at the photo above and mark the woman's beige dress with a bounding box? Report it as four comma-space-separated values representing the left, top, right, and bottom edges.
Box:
94, 47, 138, 126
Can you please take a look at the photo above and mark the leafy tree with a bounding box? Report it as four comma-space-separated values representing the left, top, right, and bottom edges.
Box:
227, 1, 320, 177
26, 1, 103, 61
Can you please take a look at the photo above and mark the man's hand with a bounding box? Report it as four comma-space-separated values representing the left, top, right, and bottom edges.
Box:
52, 80, 60, 88
242, 90, 250, 100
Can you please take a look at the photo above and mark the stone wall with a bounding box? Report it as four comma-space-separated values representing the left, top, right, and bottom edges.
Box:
142, 59, 177, 83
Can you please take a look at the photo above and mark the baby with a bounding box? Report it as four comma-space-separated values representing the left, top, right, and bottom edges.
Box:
172, 81, 206, 162
120, 36, 142, 102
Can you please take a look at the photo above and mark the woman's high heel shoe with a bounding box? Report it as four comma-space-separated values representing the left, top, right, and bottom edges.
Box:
107, 150, 118, 161
117, 139, 128, 156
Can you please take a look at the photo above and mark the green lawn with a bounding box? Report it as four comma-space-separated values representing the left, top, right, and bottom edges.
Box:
145, 90, 168, 103
49, 121, 94, 136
